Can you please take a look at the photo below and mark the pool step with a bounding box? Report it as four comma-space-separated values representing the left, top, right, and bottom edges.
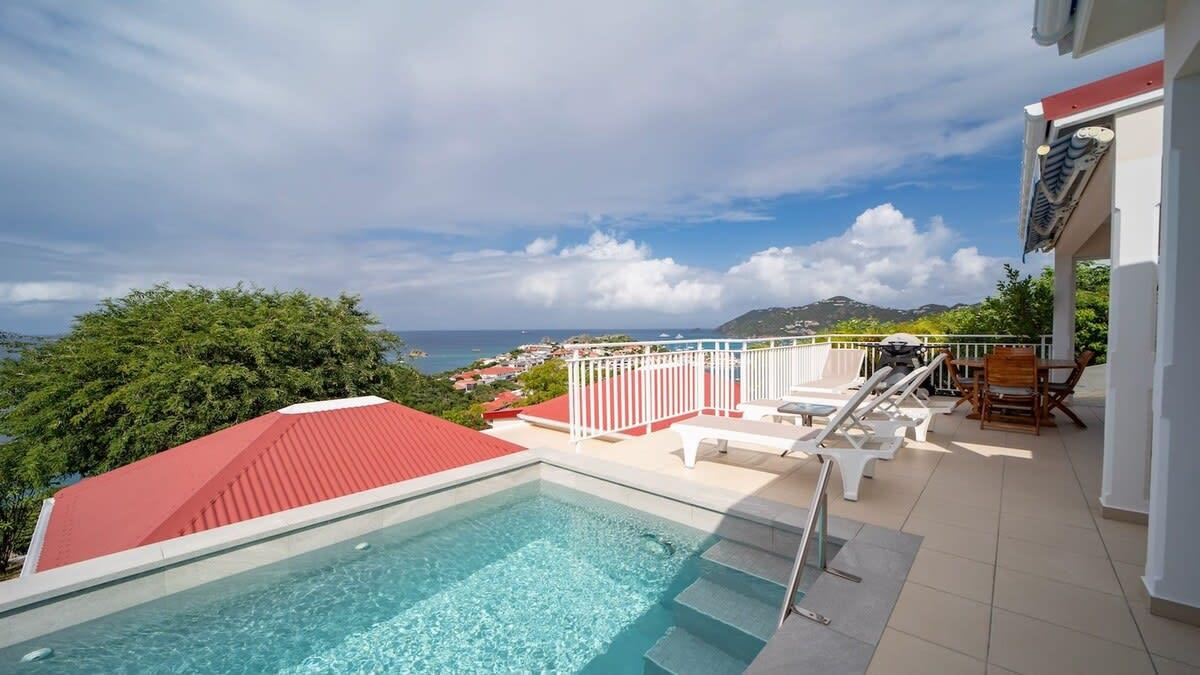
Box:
673, 578, 776, 663
700, 539, 823, 606
643, 626, 749, 675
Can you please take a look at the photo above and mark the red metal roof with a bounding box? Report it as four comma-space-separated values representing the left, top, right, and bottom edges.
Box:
36, 398, 522, 572
1041, 61, 1163, 121
481, 390, 522, 413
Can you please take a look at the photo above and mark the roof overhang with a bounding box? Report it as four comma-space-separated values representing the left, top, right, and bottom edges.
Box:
1033, 0, 1165, 57
1017, 62, 1164, 255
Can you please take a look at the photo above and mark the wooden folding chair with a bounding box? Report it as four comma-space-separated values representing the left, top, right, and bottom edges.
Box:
980, 352, 1042, 435
1044, 349, 1096, 428
993, 345, 1036, 356
941, 349, 976, 413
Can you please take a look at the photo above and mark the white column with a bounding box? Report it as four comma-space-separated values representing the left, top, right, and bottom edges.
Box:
1146, 9, 1200, 620
1052, 251, 1076, 378
1100, 105, 1162, 522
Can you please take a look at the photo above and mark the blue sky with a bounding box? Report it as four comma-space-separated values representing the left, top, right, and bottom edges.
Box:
0, 3, 1161, 333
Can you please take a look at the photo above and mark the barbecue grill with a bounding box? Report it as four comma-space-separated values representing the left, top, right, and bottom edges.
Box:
857, 333, 946, 396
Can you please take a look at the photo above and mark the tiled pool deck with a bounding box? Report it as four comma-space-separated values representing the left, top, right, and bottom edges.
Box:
487, 404, 1200, 674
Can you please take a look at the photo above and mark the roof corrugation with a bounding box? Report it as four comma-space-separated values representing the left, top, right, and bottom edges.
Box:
36, 400, 522, 571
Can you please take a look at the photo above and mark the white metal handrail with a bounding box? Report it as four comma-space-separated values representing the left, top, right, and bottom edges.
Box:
778, 454, 862, 628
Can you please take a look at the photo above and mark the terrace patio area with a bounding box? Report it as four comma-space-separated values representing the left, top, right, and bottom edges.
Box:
487, 398, 1200, 674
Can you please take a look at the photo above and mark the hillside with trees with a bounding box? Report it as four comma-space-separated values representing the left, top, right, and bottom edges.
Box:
827, 262, 1109, 362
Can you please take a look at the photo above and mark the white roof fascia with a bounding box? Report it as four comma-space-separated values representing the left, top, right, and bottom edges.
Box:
1019, 102, 1048, 242
20, 498, 55, 577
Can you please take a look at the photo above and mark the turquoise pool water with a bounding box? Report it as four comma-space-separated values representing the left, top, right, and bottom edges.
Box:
4, 483, 715, 673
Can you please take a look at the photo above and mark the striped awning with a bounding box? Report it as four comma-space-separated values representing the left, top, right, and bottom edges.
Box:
1022, 126, 1114, 255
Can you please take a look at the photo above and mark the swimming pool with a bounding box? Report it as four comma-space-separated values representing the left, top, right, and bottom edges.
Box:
4, 483, 727, 673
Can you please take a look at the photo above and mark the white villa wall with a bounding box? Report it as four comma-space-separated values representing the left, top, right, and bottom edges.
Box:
1147, 2, 1200, 619
1100, 103, 1163, 521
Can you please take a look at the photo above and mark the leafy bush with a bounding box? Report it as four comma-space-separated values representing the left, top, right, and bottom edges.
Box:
827, 262, 1108, 362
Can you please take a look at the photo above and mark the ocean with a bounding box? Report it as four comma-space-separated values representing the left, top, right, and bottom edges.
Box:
393, 328, 723, 374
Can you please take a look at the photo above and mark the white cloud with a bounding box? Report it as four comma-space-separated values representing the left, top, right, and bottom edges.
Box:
559, 232, 648, 261
523, 236, 557, 256
511, 232, 720, 314
726, 203, 1005, 307
0, 281, 129, 303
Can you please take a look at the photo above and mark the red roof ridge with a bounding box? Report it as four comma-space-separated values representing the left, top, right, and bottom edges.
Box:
139, 413, 299, 544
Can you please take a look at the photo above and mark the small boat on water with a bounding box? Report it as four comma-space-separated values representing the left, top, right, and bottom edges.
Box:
407, 349, 427, 358
658, 332, 670, 337
674, 333, 685, 339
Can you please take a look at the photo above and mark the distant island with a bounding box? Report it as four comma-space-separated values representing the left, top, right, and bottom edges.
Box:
716, 296, 966, 338
0, 331, 54, 357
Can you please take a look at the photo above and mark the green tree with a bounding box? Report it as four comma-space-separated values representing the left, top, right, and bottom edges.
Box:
826, 262, 1109, 362
967, 264, 1054, 340
441, 404, 488, 430
0, 285, 407, 484
1072, 262, 1110, 362
0, 285, 416, 557
518, 360, 568, 404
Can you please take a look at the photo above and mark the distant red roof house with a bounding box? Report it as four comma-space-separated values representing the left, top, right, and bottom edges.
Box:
454, 366, 521, 381
28, 396, 522, 573
481, 390, 523, 413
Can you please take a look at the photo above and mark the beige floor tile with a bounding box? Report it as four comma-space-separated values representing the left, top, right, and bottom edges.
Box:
1100, 530, 1148, 566
910, 497, 1000, 534
908, 548, 995, 604
997, 511, 1108, 559
858, 468, 931, 495
920, 481, 1003, 510
996, 536, 1122, 595
826, 499, 907, 530
888, 583, 991, 660
988, 608, 1155, 675
1094, 515, 1150, 541
986, 665, 1021, 675
868, 628, 985, 675
1128, 602, 1200, 668
992, 567, 1143, 648
833, 480, 921, 513
1000, 493, 1095, 529
1113, 560, 1150, 606
1155, 655, 1200, 675
902, 516, 997, 564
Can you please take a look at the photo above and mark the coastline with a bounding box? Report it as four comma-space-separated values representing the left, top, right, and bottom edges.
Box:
394, 328, 720, 373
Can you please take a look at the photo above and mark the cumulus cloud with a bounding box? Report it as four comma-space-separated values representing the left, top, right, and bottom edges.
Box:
511, 232, 720, 314
523, 236, 557, 257
726, 204, 1005, 307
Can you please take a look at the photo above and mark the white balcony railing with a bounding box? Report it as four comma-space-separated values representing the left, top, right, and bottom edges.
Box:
564, 334, 1051, 445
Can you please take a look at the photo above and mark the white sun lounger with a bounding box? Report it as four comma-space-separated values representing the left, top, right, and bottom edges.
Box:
740, 353, 949, 442
789, 348, 867, 394
671, 368, 903, 500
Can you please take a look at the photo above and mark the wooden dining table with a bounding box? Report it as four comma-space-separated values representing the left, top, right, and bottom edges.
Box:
957, 357, 1078, 423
